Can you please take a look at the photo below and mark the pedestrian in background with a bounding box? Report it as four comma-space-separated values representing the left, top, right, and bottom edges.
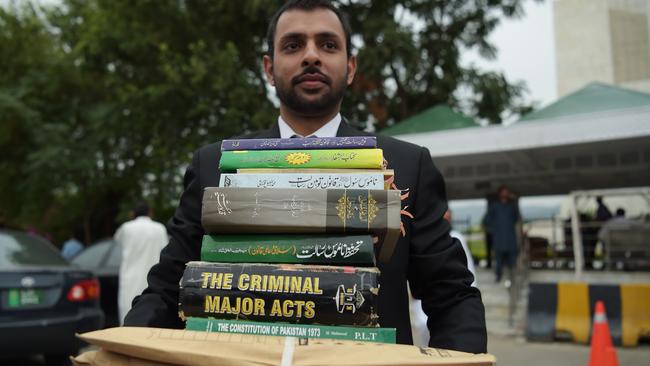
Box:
595, 196, 613, 222
485, 185, 520, 285
481, 213, 493, 269
114, 202, 167, 324
409, 208, 479, 347
444, 209, 477, 287
61, 228, 84, 260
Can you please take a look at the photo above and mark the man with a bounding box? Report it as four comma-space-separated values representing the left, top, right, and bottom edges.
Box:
444, 209, 477, 287
125, 0, 486, 353
484, 185, 520, 285
410, 208, 478, 347
598, 208, 636, 246
115, 202, 168, 324
61, 229, 84, 260
595, 196, 613, 222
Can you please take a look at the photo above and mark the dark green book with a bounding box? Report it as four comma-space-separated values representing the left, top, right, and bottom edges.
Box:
185, 317, 396, 344
179, 262, 379, 327
201, 234, 376, 266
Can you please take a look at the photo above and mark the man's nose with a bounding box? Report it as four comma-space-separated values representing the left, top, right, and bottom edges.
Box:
301, 41, 321, 67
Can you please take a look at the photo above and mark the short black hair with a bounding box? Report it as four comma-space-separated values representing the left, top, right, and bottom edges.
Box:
133, 202, 150, 217
615, 208, 625, 217
266, 0, 352, 59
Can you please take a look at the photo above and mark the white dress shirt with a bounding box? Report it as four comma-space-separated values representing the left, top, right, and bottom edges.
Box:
277, 114, 342, 138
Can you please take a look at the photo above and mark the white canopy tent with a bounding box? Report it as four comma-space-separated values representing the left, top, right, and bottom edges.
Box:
393, 105, 650, 200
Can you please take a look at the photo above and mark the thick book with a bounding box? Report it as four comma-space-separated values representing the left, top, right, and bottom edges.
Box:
178, 262, 380, 326
221, 136, 377, 151
219, 173, 385, 190
201, 234, 376, 266
219, 149, 384, 171
201, 187, 401, 261
185, 317, 396, 343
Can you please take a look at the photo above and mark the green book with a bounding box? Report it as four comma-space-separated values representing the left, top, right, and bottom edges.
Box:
218, 149, 384, 171
185, 317, 396, 344
201, 234, 376, 266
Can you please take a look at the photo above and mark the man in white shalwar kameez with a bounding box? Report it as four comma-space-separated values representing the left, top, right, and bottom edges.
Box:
114, 202, 168, 325
410, 209, 477, 347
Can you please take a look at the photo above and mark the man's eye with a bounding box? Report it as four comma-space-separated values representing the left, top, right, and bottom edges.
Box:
283, 42, 301, 51
323, 41, 338, 50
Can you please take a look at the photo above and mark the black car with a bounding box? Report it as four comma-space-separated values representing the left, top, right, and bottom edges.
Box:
0, 229, 104, 364
71, 238, 121, 328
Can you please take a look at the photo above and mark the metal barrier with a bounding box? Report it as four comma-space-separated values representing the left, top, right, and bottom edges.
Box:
524, 218, 650, 271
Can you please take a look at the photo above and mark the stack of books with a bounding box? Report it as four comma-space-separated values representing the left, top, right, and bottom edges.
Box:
179, 136, 401, 343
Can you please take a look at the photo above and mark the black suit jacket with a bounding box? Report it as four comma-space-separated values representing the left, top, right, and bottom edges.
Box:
125, 121, 487, 353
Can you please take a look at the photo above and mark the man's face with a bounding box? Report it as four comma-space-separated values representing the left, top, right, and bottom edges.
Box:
263, 8, 356, 116
499, 187, 510, 201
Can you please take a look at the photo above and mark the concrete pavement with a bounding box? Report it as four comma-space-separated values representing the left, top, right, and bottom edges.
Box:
489, 334, 649, 366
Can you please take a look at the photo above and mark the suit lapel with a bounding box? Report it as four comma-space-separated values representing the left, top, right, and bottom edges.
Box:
336, 118, 369, 137
252, 123, 281, 138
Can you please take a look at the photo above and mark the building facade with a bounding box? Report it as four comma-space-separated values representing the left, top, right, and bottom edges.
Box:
555, 0, 650, 96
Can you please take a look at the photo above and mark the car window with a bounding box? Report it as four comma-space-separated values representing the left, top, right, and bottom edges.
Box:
71, 241, 111, 268
0, 231, 68, 268
106, 242, 122, 267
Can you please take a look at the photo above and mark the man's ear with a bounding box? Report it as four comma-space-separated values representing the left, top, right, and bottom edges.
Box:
263, 55, 275, 86
346, 55, 357, 85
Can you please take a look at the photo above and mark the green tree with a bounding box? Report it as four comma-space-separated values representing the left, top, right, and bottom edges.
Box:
1, 1, 279, 242
0, 0, 537, 244
338, 0, 536, 128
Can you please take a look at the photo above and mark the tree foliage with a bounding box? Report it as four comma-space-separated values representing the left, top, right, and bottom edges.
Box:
339, 0, 535, 128
0, 0, 535, 244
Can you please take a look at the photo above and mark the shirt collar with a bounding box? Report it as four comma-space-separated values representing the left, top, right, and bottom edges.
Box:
277, 114, 341, 138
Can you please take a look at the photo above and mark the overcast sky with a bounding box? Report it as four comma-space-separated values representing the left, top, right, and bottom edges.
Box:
463, 0, 557, 108
454, 0, 562, 206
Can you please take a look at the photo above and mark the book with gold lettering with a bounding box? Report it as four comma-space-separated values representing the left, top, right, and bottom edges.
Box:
178, 262, 380, 326
185, 317, 396, 343
201, 234, 376, 266
201, 187, 401, 262
218, 149, 384, 171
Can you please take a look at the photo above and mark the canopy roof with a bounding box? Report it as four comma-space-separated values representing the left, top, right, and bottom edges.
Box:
393, 83, 650, 199
381, 104, 477, 136
519, 82, 650, 122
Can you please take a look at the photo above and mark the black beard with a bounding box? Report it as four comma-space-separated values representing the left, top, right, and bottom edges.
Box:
274, 67, 347, 116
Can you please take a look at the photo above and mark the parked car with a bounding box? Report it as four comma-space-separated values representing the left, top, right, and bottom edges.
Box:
71, 238, 121, 328
0, 229, 104, 364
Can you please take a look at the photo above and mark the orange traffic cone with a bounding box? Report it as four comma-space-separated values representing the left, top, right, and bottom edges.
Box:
587, 300, 619, 366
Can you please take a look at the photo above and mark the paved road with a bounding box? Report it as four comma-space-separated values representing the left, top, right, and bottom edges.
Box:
489, 335, 650, 366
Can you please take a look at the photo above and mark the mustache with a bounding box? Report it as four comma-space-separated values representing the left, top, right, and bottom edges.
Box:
292, 66, 331, 85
